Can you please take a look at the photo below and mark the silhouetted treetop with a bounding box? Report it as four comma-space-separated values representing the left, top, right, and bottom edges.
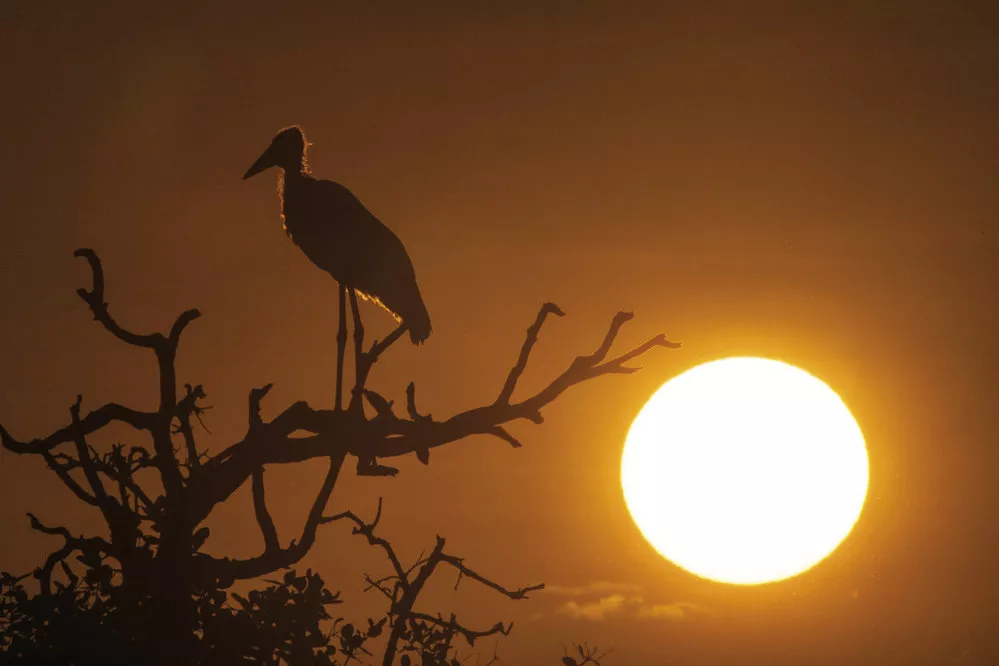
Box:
0, 249, 679, 665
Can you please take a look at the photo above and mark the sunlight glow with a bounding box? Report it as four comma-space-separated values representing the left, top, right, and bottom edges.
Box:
621, 357, 869, 585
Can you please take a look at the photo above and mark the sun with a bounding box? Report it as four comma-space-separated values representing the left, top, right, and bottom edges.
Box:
620, 357, 869, 585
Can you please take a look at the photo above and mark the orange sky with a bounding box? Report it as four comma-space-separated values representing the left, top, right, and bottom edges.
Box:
2, 1, 998, 664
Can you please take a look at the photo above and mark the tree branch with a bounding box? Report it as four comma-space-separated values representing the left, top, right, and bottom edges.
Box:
74, 248, 161, 349
324, 501, 540, 664
1, 402, 155, 455
497, 302, 564, 404
251, 467, 280, 553
72, 248, 199, 498
488, 426, 522, 449
407, 611, 513, 647
40, 450, 100, 506
26, 513, 113, 596
73, 248, 200, 352
439, 553, 543, 600
175, 384, 210, 471
210, 451, 347, 581
349, 322, 407, 413
96, 446, 155, 510
323, 498, 406, 582
69, 396, 110, 506
184, 304, 678, 526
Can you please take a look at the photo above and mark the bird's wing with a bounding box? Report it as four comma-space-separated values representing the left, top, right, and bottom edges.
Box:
308, 179, 425, 316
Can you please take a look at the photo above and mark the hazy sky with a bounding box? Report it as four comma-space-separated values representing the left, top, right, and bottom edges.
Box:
2, 1, 998, 664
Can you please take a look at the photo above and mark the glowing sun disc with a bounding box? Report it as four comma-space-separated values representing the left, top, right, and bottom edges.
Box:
621, 357, 869, 585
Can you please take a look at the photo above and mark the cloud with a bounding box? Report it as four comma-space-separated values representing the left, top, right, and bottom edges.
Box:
549, 582, 709, 622
546, 581, 642, 597
635, 601, 707, 620
558, 594, 632, 621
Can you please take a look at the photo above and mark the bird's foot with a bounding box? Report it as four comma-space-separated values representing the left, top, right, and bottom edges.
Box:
356, 455, 399, 477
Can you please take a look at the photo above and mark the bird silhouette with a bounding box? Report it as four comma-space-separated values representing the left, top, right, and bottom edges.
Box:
243, 126, 431, 413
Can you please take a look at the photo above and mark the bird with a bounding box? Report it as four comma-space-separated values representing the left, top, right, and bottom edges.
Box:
243, 126, 431, 425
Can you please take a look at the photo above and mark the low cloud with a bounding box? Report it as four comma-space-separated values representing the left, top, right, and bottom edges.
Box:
546, 581, 642, 597
635, 601, 707, 619
549, 583, 709, 622
558, 594, 632, 621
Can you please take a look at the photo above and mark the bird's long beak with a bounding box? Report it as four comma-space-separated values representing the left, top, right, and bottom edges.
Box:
243, 146, 275, 180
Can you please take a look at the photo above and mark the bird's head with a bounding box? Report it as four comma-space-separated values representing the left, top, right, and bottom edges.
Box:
243, 126, 309, 179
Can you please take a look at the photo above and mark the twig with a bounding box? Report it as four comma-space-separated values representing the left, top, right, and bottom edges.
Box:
323, 501, 542, 666
439, 553, 543, 599
324, 498, 406, 583
25, 513, 112, 596
497, 302, 564, 404
214, 452, 347, 581
251, 467, 280, 553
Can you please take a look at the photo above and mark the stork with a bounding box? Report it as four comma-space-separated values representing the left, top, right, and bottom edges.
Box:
243, 126, 432, 415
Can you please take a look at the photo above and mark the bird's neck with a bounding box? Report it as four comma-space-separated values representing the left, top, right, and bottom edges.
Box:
279, 166, 308, 192
277, 168, 309, 215
279, 151, 310, 177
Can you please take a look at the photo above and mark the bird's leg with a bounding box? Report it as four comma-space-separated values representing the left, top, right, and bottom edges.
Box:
348, 289, 365, 385
346, 290, 397, 476
335, 284, 348, 412
347, 291, 368, 414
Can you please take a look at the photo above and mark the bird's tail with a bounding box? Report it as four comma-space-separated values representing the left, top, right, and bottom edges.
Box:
407, 303, 432, 345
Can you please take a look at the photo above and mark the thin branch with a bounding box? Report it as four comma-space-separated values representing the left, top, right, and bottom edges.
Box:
439, 554, 544, 600
69, 396, 110, 505
577, 311, 633, 366
362, 389, 397, 421
175, 384, 210, 471
73, 248, 161, 349
497, 302, 564, 404
211, 451, 347, 581
366, 324, 407, 365
74, 248, 200, 352
405, 382, 429, 421
251, 467, 280, 553
26, 513, 113, 596
566, 641, 613, 665
362, 573, 399, 602
487, 426, 522, 449
248, 384, 274, 430
410, 611, 512, 646
1, 402, 155, 455
94, 451, 154, 510
364, 308, 678, 460
34, 543, 75, 597
326, 501, 541, 665
74, 248, 199, 498
323, 498, 406, 582
349, 322, 407, 413
27, 513, 75, 540
40, 450, 99, 506
596, 333, 682, 371
168, 310, 201, 346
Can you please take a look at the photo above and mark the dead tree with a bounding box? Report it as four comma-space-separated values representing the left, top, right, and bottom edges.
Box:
328, 498, 545, 666
0, 249, 679, 665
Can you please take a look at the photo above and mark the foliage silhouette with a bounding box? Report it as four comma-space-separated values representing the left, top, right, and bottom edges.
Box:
0, 249, 678, 664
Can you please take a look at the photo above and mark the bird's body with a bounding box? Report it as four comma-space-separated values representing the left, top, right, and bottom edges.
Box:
245, 126, 431, 344
280, 172, 431, 342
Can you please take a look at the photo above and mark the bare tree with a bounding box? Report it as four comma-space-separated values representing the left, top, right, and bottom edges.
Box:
328, 498, 544, 666
0, 249, 679, 665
